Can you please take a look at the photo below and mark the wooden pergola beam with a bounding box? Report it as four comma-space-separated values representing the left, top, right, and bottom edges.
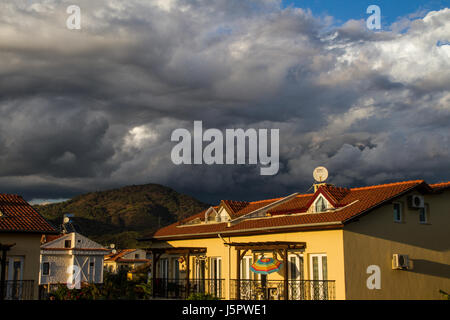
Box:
146, 247, 207, 255
226, 241, 306, 252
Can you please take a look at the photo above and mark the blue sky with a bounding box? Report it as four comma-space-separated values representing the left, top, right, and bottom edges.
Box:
282, 0, 449, 26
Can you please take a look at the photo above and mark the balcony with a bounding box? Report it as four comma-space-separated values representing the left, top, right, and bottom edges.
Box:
0, 280, 34, 300
152, 278, 225, 299
230, 279, 335, 300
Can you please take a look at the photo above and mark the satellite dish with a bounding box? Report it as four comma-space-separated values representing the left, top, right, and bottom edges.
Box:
313, 166, 328, 183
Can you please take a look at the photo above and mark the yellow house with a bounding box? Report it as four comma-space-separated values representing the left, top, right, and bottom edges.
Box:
0, 194, 57, 300
143, 180, 450, 300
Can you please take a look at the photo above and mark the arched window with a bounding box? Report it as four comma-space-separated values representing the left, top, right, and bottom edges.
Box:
315, 196, 327, 212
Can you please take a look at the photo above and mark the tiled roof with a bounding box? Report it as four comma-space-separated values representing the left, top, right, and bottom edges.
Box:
221, 200, 250, 218
105, 249, 149, 263
105, 249, 134, 261
41, 247, 110, 252
0, 194, 57, 234
151, 180, 440, 239
41, 234, 64, 244
430, 182, 450, 191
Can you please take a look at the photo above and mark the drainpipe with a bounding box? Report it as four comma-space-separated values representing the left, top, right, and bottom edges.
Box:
218, 234, 230, 299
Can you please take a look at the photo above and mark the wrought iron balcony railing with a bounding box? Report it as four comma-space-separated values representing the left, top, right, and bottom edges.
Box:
0, 280, 34, 300
151, 278, 225, 299
230, 279, 335, 300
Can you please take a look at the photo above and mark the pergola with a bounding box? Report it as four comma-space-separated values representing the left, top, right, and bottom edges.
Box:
0, 243, 15, 300
224, 241, 306, 300
146, 247, 207, 298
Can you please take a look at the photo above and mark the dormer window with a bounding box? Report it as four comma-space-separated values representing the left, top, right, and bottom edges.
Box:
315, 196, 327, 212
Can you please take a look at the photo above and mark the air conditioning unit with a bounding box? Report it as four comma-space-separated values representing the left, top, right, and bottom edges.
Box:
408, 195, 425, 209
392, 254, 410, 270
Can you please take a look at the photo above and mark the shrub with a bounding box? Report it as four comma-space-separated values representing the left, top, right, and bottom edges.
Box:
186, 293, 220, 300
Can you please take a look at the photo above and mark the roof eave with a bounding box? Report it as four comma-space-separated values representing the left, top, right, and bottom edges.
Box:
342, 181, 426, 225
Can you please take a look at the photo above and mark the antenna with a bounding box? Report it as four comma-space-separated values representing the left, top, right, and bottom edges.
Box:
313, 166, 328, 183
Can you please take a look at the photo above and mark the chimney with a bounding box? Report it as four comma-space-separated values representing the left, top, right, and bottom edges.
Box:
313, 183, 335, 192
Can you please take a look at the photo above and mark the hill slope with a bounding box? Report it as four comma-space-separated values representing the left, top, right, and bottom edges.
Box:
35, 184, 209, 248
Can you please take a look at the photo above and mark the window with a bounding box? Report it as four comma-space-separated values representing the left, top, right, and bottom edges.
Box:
135, 253, 140, 259
5, 257, 24, 281
240, 256, 253, 280
42, 262, 50, 276
393, 202, 402, 222
172, 258, 180, 280
419, 204, 429, 224
89, 260, 95, 282
310, 254, 328, 300
64, 240, 72, 248
159, 259, 169, 279
315, 196, 327, 212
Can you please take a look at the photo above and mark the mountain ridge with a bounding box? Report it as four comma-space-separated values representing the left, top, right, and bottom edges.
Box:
34, 183, 210, 248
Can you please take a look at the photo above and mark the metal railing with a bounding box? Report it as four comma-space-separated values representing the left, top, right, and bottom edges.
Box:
152, 278, 225, 299
230, 279, 335, 300
0, 280, 34, 300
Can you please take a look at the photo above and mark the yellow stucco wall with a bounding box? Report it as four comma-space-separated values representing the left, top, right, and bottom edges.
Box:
155, 228, 347, 300
343, 189, 450, 299
0, 233, 42, 300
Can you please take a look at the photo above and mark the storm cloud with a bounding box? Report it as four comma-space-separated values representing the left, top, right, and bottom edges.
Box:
0, 1, 449, 203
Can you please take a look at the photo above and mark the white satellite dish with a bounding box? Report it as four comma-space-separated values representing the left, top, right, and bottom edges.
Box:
313, 166, 328, 183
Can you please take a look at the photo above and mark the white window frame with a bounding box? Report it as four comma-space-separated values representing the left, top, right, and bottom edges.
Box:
172, 258, 180, 280
210, 257, 222, 280
288, 253, 304, 300
42, 262, 50, 276
89, 258, 95, 282
288, 253, 304, 280
309, 253, 328, 300
6, 256, 24, 281
313, 195, 331, 213
309, 254, 327, 281
393, 202, 403, 222
240, 256, 252, 280
159, 258, 169, 279
419, 203, 429, 224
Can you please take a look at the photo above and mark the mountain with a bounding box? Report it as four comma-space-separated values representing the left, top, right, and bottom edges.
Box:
34, 184, 209, 248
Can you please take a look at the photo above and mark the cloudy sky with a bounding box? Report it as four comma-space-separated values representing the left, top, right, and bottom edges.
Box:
0, 0, 449, 204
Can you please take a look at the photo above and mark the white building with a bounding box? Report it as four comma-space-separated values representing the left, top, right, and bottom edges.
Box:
39, 232, 110, 287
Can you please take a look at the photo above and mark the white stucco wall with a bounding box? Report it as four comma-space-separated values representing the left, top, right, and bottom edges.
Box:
40, 232, 107, 285
40, 254, 73, 285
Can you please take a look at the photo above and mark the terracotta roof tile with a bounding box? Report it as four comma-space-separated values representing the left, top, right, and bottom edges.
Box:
0, 194, 57, 233
221, 200, 250, 218
105, 249, 148, 262
152, 180, 434, 239
430, 182, 450, 191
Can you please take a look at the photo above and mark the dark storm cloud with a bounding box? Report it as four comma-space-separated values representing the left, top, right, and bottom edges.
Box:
0, 1, 449, 203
